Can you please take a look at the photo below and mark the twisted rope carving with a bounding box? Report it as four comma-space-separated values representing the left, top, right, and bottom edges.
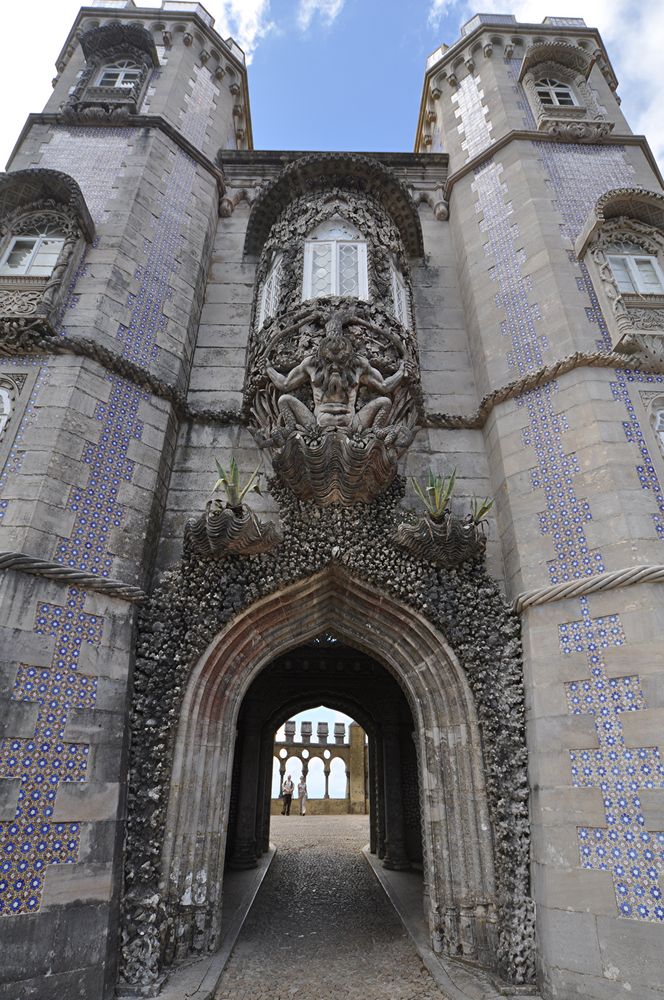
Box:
0, 319, 241, 426
424, 350, 664, 429
0, 550, 146, 603
513, 564, 664, 613
3, 320, 662, 431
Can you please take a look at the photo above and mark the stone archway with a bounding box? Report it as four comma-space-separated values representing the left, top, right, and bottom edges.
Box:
160, 569, 497, 971
119, 480, 535, 994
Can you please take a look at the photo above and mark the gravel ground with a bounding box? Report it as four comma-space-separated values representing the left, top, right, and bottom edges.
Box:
214, 814, 449, 1000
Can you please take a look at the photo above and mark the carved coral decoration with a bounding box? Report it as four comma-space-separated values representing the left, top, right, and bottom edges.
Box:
184, 501, 282, 558
395, 512, 487, 569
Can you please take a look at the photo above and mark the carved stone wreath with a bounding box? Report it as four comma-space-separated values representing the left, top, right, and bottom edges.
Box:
118, 478, 536, 994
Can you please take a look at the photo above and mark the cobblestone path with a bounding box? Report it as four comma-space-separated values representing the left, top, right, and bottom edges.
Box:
215, 814, 448, 1000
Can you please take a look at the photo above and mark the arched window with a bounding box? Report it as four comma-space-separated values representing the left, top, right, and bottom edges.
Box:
303, 217, 368, 301
95, 59, 143, 89
535, 77, 577, 107
606, 240, 664, 295
0, 223, 66, 278
257, 253, 282, 328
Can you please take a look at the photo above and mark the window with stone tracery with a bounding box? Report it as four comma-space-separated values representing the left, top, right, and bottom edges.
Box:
302, 218, 368, 301
390, 261, 410, 328
0, 224, 66, 278
95, 59, 143, 89
257, 253, 282, 328
534, 77, 577, 107
0, 384, 13, 440
606, 242, 664, 295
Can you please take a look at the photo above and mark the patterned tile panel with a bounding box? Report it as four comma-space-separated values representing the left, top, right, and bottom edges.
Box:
180, 64, 219, 148
0, 589, 102, 915
561, 598, 664, 922
452, 75, 493, 160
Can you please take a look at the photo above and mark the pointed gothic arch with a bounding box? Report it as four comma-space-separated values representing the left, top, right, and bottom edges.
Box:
160, 568, 497, 968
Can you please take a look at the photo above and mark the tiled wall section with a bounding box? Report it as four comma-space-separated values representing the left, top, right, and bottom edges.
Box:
452, 74, 493, 161
472, 139, 664, 925
0, 360, 48, 526
180, 64, 219, 149
561, 597, 664, 923
0, 588, 102, 915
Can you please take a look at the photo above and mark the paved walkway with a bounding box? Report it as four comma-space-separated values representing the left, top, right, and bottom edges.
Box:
214, 814, 448, 1000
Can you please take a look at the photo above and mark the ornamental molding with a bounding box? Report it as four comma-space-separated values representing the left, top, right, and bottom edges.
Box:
79, 22, 159, 66
518, 40, 595, 81
63, 37, 155, 117
243, 153, 424, 258
576, 187, 664, 259
250, 188, 414, 325
585, 218, 664, 338
246, 300, 421, 505
538, 118, 614, 141
521, 61, 605, 133
0, 169, 94, 242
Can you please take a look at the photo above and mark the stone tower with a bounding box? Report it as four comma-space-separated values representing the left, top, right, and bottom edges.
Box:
0, 5, 663, 1000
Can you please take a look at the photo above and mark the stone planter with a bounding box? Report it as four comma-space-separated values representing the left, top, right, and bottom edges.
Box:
394, 511, 486, 568
184, 501, 281, 559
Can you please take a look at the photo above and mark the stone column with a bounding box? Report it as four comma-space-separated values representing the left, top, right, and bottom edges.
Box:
229, 702, 262, 869
381, 721, 410, 870
348, 721, 366, 814
323, 763, 330, 799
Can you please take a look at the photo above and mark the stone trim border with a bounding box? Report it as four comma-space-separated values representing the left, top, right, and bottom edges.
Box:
0, 549, 146, 603
513, 563, 664, 613
3, 320, 662, 433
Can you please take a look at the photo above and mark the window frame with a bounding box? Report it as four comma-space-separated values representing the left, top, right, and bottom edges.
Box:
257, 253, 283, 329
534, 77, 578, 108
94, 59, 143, 89
302, 237, 368, 301
390, 260, 410, 328
607, 252, 664, 296
0, 228, 67, 279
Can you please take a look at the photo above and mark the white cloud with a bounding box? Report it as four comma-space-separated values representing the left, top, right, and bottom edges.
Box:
297, 0, 345, 32
215, 0, 275, 63
428, 0, 454, 28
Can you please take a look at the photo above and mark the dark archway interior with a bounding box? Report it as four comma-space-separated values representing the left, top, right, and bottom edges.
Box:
225, 636, 422, 873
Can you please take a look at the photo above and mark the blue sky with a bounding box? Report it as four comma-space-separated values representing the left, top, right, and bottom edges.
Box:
2, 1, 664, 165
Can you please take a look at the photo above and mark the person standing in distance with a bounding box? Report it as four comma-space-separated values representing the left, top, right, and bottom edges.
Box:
281, 773, 294, 815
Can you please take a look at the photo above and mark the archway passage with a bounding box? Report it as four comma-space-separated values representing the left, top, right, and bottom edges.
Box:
224, 641, 423, 876
160, 570, 498, 974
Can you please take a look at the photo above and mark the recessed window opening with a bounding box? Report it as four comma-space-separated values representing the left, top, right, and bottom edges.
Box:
0, 386, 13, 438
303, 216, 368, 301
535, 77, 577, 107
607, 245, 664, 295
0, 224, 66, 277
257, 252, 282, 327
96, 59, 142, 88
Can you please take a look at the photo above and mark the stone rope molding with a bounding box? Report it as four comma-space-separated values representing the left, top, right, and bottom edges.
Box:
0, 550, 146, 603
3, 318, 663, 431
513, 563, 664, 613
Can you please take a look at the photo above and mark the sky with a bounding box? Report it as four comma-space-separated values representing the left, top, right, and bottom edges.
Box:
1, 0, 664, 166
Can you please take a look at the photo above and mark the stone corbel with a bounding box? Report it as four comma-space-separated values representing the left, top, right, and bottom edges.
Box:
430, 85, 442, 101
464, 57, 475, 73
215, 65, 225, 80
162, 30, 172, 48
504, 42, 514, 60
200, 49, 210, 64
229, 82, 241, 96
483, 42, 493, 58
183, 32, 193, 47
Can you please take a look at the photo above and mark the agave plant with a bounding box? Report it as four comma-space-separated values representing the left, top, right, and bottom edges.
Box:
470, 496, 494, 525
410, 468, 456, 522
210, 457, 262, 511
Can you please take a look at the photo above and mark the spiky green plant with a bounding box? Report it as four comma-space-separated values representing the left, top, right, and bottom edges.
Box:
410, 468, 456, 522
470, 496, 494, 525
210, 457, 261, 510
